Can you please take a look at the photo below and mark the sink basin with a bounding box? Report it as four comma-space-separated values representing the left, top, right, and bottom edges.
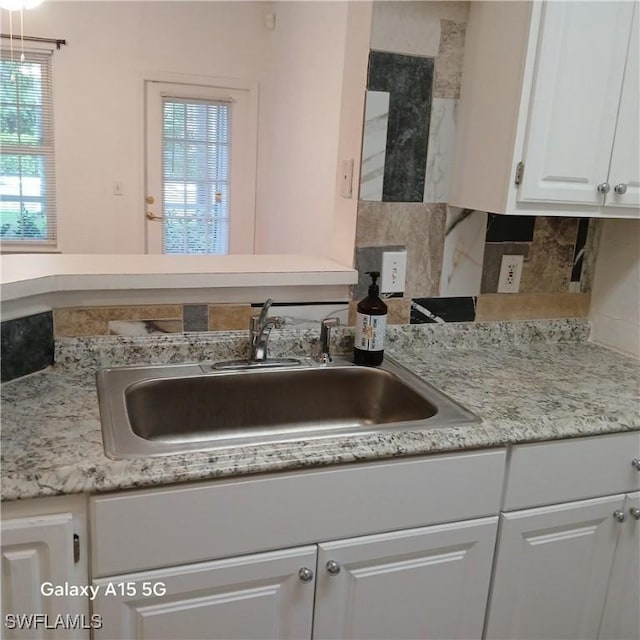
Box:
96, 356, 480, 458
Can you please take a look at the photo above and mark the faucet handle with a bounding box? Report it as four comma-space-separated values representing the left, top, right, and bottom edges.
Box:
321, 317, 340, 329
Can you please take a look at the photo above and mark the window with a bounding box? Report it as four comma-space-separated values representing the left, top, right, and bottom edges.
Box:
162, 97, 231, 254
0, 49, 56, 249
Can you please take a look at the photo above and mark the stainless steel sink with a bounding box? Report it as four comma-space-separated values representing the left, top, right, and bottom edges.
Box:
96, 356, 480, 458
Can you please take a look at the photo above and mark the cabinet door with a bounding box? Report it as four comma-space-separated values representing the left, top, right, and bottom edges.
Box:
1, 513, 88, 640
93, 546, 316, 640
485, 495, 624, 640
606, 4, 640, 209
519, 2, 634, 205
312, 517, 498, 640
599, 491, 640, 640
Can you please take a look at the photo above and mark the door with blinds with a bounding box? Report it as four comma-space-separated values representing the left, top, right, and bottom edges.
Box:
144, 79, 257, 254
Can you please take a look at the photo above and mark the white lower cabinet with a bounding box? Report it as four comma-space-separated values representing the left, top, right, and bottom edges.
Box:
599, 491, 640, 640
93, 517, 498, 640
0, 496, 90, 640
312, 517, 498, 640
486, 432, 640, 640
93, 546, 317, 640
485, 495, 625, 640
89, 451, 507, 640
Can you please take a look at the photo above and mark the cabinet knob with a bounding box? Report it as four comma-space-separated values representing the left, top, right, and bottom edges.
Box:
613, 183, 628, 195
298, 567, 314, 583
630, 507, 640, 520
613, 510, 626, 523
631, 459, 640, 471
326, 560, 341, 576
597, 182, 611, 194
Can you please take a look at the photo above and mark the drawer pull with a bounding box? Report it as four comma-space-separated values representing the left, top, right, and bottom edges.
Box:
630, 507, 640, 520
326, 560, 341, 576
632, 459, 640, 471
613, 510, 626, 523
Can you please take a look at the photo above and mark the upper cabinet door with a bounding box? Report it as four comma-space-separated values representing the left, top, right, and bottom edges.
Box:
519, 2, 634, 206
606, 4, 640, 209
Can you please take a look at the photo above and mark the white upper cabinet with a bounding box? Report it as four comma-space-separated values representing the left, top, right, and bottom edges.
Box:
450, 0, 640, 218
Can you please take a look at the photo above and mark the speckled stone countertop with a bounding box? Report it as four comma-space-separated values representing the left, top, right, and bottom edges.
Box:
2, 319, 639, 501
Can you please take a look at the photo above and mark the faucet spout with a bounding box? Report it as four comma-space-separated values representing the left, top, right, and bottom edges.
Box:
249, 299, 283, 362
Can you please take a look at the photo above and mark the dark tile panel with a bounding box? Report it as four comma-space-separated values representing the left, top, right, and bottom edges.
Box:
571, 219, 590, 282
410, 297, 476, 323
368, 51, 434, 202
486, 214, 536, 242
1, 311, 54, 382
481, 243, 530, 294
183, 304, 209, 332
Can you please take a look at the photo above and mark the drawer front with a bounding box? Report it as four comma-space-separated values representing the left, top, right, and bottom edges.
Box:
91, 449, 506, 577
504, 432, 640, 510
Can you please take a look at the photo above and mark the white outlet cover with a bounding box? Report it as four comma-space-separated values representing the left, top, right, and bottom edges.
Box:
381, 250, 407, 293
497, 254, 524, 293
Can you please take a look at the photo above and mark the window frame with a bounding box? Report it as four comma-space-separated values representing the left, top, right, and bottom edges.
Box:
0, 47, 57, 253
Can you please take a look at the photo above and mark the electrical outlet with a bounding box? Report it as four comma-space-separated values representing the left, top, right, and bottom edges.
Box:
497, 255, 524, 293
381, 250, 407, 294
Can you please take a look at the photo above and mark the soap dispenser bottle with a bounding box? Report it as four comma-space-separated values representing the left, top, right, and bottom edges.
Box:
354, 271, 388, 366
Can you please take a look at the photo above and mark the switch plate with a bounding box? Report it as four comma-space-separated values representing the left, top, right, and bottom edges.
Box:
340, 159, 354, 198
381, 250, 407, 294
497, 255, 524, 293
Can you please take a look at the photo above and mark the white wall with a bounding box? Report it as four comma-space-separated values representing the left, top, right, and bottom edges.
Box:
589, 220, 640, 359
20, 1, 364, 260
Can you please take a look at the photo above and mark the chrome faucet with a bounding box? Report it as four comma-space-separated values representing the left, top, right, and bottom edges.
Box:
249, 299, 283, 362
317, 317, 340, 364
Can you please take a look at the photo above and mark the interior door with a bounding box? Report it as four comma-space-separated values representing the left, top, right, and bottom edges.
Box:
144, 79, 257, 255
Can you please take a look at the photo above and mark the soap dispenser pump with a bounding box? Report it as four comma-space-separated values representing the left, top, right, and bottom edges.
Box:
354, 271, 388, 366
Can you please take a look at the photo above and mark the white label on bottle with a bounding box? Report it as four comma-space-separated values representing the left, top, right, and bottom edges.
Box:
355, 312, 387, 351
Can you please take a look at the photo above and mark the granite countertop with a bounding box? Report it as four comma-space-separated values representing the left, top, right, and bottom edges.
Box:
1, 319, 639, 501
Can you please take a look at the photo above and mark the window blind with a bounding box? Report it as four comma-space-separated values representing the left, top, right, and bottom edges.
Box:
161, 97, 231, 255
0, 49, 56, 247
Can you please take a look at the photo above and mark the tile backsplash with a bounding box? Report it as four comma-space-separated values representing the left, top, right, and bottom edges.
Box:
1, 312, 54, 382
352, 3, 599, 325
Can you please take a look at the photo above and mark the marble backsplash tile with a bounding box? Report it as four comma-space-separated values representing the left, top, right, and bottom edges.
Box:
54, 305, 183, 337
1, 311, 54, 382
356, 202, 446, 298
475, 293, 591, 322
360, 90, 390, 202
367, 51, 434, 202
440, 208, 487, 297
433, 19, 467, 98
423, 98, 457, 204
519, 217, 578, 294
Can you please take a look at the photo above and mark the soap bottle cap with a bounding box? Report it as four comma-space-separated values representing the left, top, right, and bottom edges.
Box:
366, 271, 380, 297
